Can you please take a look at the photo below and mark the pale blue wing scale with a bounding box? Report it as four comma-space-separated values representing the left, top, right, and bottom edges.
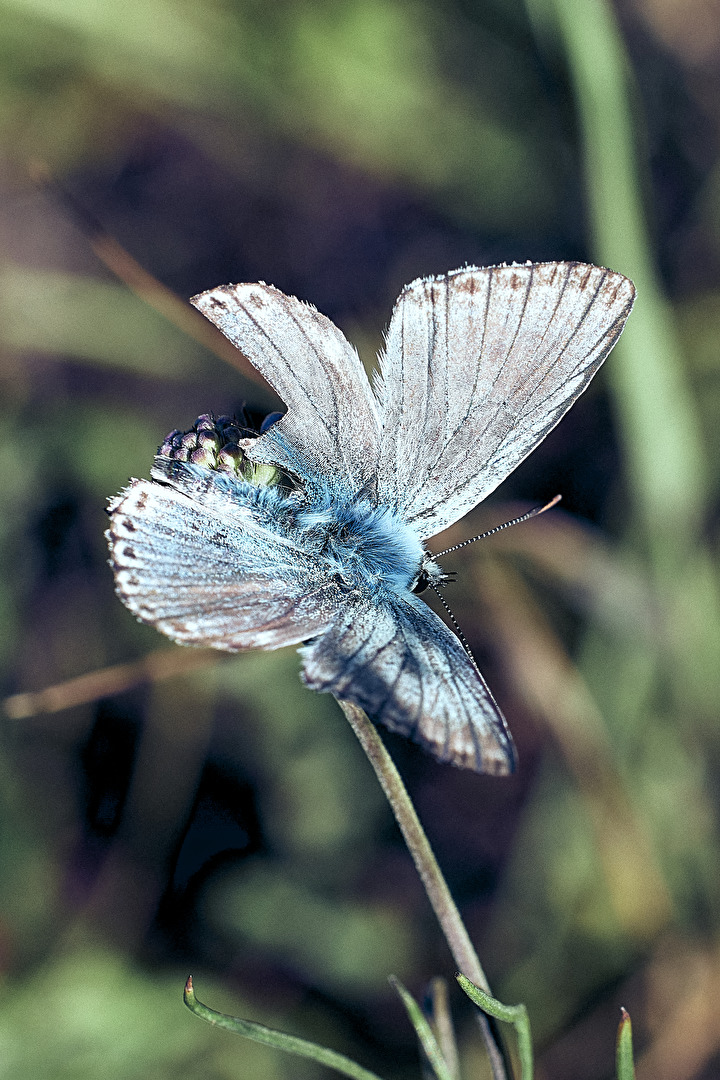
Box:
300, 593, 517, 775
107, 459, 341, 650
374, 262, 636, 539
190, 283, 381, 497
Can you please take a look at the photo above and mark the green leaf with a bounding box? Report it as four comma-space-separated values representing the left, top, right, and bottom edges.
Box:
388, 976, 456, 1080
457, 974, 533, 1080
616, 1008, 636, 1080
183, 976, 387, 1080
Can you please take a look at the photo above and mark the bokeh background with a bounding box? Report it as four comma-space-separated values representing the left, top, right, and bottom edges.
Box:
1, 0, 720, 1077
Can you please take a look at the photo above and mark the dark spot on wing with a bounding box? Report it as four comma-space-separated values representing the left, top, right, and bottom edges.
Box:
122, 518, 136, 532
453, 274, 478, 296
122, 545, 136, 559
136, 491, 148, 511
576, 264, 594, 290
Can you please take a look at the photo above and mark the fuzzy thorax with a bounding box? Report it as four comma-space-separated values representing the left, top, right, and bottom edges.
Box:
295, 498, 441, 598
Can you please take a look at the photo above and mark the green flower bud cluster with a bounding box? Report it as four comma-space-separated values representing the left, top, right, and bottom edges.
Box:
159, 413, 280, 486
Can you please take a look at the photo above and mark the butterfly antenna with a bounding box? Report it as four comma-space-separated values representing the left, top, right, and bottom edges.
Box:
435, 494, 562, 557
429, 584, 482, 674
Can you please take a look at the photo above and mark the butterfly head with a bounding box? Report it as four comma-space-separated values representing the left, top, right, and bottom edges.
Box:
410, 554, 454, 595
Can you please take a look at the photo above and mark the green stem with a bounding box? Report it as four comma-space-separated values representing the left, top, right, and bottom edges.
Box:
337, 699, 509, 1080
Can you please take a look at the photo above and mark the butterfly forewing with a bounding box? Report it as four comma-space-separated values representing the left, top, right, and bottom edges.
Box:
191, 283, 381, 496
375, 262, 635, 539
301, 594, 517, 774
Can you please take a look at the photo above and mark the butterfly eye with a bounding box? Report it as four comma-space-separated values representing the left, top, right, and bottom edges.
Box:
411, 569, 431, 595
411, 556, 449, 594
411, 552, 456, 594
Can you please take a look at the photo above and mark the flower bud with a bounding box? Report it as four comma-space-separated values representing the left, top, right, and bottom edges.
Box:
197, 430, 221, 453
158, 411, 283, 487
189, 445, 218, 468
217, 443, 242, 473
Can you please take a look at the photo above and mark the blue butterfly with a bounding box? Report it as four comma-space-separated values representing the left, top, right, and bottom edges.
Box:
107, 262, 634, 773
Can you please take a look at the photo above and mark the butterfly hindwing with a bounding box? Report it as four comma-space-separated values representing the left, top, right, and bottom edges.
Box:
300, 593, 516, 775
107, 462, 341, 650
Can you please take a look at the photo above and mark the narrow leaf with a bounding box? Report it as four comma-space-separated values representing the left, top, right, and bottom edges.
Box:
616, 1008, 636, 1080
457, 974, 533, 1080
183, 976, 387, 1080
389, 976, 456, 1080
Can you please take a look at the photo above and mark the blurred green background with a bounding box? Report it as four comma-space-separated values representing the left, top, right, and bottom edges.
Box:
1, 0, 720, 1077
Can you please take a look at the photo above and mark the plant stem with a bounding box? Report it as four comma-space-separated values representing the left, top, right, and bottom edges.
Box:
337, 699, 510, 1080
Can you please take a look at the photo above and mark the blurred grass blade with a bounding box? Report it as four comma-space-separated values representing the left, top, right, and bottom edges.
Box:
0, 263, 204, 378
389, 976, 456, 1080
3, 647, 221, 719
479, 507, 657, 640
472, 557, 672, 938
616, 1008, 636, 1080
28, 161, 266, 384
183, 977, 387, 1080
542, 0, 708, 551
457, 974, 533, 1080
425, 978, 460, 1080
